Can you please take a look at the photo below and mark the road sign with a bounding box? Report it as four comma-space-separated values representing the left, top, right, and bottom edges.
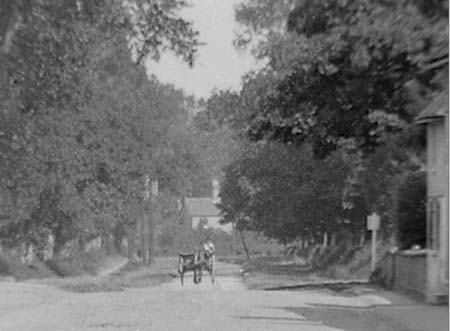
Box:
367, 212, 380, 272
367, 213, 380, 231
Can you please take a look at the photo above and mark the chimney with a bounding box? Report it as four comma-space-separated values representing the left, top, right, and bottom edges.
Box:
212, 179, 220, 204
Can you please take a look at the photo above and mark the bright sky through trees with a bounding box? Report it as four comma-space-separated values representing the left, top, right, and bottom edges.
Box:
145, 0, 259, 99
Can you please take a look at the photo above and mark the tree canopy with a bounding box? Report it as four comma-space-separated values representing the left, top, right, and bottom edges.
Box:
236, 0, 448, 157
0, 0, 201, 252
220, 142, 352, 244
214, 0, 447, 245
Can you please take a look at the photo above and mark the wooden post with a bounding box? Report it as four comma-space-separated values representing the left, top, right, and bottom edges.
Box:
323, 232, 328, 248
232, 221, 236, 257
371, 225, 376, 271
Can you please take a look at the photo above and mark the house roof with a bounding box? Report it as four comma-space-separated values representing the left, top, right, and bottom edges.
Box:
416, 90, 449, 124
185, 197, 221, 217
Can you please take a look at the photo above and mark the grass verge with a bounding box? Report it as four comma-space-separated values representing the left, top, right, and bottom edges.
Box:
240, 243, 385, 290
240, 255, 325, 290
45, 251, 107, 277
48, 256, 178, 293
0, 251, 56, 280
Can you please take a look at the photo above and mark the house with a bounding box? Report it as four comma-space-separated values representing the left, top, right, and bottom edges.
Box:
184, 179, 232, 234
375, 89, 449, 303
416, 89, 449, 303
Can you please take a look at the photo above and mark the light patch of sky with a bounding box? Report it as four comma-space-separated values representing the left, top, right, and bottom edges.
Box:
145, 0, 259, 100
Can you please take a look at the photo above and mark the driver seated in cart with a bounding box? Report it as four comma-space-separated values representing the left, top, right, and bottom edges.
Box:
203, 239, 215, 257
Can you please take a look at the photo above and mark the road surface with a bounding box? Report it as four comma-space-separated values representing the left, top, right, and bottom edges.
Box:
0, 260, 446, 331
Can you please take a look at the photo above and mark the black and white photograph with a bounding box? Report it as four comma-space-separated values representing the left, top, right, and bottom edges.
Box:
0, 0, 448, 330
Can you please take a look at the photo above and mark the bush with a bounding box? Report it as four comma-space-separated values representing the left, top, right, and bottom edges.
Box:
0, 251, 55, 280
310, 241, 350, 270
312, 241, 390, 279
54, 260, 174, 293
46, 251, 106, 277
397, 172, 426, 250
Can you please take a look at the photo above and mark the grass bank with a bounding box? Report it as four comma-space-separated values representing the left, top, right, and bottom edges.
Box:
46, 256, 178, 293
0, 251, 56, 280
0, 250, 110, 281
240, 242, 390, 290
45, 251, 107, 277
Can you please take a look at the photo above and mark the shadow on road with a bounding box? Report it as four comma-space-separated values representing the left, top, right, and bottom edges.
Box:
285, 303, 449, 331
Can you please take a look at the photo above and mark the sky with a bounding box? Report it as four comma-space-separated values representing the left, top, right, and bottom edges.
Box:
145, 0, 259, 100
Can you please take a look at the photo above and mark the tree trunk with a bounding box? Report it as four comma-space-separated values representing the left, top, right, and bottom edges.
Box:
133, 213, 144, 262
140, 211, 150, 264
331, 232, 337, 247
148, 202, 157, 266
148, 214, 155, 265
239, 229, 250, 261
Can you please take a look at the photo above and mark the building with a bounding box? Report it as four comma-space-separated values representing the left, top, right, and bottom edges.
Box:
416, 89, 449, 303
376, 89, 449, 303
184, 179, 232, 234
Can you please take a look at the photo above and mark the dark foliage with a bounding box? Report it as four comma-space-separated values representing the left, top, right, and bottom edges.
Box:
397, 171, 426, 249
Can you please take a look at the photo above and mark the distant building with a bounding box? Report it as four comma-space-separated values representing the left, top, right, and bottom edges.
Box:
416, 89, 449, 303
184, 179, 232, 233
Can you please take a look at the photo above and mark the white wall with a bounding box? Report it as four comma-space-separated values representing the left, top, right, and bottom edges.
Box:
192, 216, 232, 234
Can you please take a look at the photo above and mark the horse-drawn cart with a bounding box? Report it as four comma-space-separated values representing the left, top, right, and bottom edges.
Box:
178, 244, 215, 286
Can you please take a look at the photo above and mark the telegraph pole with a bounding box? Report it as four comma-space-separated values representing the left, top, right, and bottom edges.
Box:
142, 174, 158, 265
232, 221, 236, 257
148, 178, 158, 265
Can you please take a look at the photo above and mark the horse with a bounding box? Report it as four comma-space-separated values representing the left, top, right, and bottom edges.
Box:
194, 242, 215, 284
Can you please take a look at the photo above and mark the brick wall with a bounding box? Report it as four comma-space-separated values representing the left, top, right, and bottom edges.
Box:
394, 251, 427, 299
376, 250, 427, 300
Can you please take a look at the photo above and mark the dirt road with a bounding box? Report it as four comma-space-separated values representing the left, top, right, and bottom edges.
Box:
0, 259, 445, 331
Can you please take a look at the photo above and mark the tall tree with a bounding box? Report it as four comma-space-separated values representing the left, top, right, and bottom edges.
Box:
0, 0, 200, 251
236, 0, 447, 157
231, 0, 446, 240
220, 142, 351, 244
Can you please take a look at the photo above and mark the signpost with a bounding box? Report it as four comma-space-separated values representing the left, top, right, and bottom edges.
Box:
367, 212, 380, 272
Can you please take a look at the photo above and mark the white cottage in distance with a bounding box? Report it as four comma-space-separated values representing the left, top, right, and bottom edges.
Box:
184, 179, 232, 234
